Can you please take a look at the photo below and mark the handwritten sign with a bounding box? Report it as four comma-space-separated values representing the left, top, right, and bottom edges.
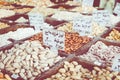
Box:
73, 16, 92, 36
113, 3, 120, 16
112, 54, 120, 72
43, 29, 65, 52
82, 0, 94, 7
93, 10, 110, 26
28, 13, 44, 31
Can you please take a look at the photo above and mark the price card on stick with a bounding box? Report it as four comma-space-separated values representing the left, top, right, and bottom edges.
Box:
28, 13, 44, 31
73, 16, 92, 36
43, 29, 65, 53
112, 54, 120, 72
93, 10, 110, 26
113, 3, 120, 16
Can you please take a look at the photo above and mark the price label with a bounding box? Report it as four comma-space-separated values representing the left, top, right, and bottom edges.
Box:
82, 0, 94, 7
93, 10, 110, 26
28, 13, 44, 31
114, 3, 120, 16
43, 29, 65, 52
112, 54, 120, 72
73, 16, 92, 36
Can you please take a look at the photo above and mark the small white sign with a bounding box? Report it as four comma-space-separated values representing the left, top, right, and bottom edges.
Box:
43, 29, 65, 51
114, 3, 120, 16
93, 10, 110, 26
82, 0, 94, 7
28, 13, 44, 31
73, 16, 92, 36
112, 54, 120, 72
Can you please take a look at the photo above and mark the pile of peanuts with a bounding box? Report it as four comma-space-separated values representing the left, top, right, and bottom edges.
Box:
51, 11, 81, 21
30, 32, 90, 54
0, 71, 12, 80
0, 41, 64, 80
0, 22, 9, 29
57, 23, 73, 32
70, 6, 96, 14
80, 41, 120, 64
106, 29, 120, 41
45, 61, 120, 80
57, 22, 107, 37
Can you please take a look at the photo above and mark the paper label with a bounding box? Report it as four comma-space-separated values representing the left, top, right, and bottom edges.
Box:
112, 54, 120, 72
28, 13, 44, 31
82, 0, 94, 7
73, 16, 92, 36
114, 3, 120, 16
43, 29, 65, 51
93, 10, 110, 26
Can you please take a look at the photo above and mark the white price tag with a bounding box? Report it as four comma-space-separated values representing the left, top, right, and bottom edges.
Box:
114, 3, 120, 16
28, 13, 44, 31
73, 16, 92, 36
43, 29, 65, 52
93, 10, 110, 26
112, 54, 120, 72
82, 0, 94, 7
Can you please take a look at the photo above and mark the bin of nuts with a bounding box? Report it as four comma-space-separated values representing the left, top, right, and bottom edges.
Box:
35, 55, 120, 80
101, 27, 120, 42
0, 40, 65, 80
76, 38, 120, 66
29, 32, 91, 54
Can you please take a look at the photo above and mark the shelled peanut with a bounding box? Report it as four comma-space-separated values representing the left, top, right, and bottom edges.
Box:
30, 32, 91, 54
45, 61, 120, 80
106, 29, 120, 41
0, 22, 9, 29
0, 41, 64, 80
0, 72, 12, 80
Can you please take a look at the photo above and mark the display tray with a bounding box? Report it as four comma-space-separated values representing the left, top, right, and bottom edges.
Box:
75, 38, 120, 56
48, 4, 78, 10
0, 38, 68, 80
35, 55, 103, 80
100, 27, 120, 42
1, 14, 67, 27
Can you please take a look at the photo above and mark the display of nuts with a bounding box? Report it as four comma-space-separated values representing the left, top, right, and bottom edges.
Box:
45, 61, 120, 80
0, 40, 64, 80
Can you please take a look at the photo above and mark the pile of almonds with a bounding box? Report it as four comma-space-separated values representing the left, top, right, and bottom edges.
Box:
45, 61, 120, 80
0, 40, 64, 80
